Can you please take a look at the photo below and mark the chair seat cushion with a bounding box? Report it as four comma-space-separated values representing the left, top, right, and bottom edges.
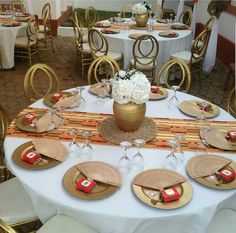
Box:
38, 24, 49, 33
107, 51, 122, 61
130, 58, 156, 70
171, 51, 200, 64
80, 42, 91, 53
207, 209, 236, 233
37, 215, 98, 233
0, 177, 38, 225
15, 36, 36, 47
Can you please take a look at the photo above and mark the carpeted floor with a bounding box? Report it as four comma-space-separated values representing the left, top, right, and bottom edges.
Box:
0, 36, 235, 121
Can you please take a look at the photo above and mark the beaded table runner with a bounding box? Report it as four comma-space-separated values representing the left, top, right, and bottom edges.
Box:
7, 107, 236, 153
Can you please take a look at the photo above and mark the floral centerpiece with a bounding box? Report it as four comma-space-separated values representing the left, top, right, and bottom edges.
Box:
110, 69, 150, 132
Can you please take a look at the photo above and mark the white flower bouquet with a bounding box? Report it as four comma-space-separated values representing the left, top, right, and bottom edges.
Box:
132, 1, 152, 14
110, 70, 151, 105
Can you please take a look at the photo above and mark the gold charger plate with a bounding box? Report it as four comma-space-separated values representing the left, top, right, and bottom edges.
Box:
128, 33, 144, 39
101, 28, 120, 34
15, 110, 45, 132
88, 83, 110, 96
149, 87, 168, 100
171, 24, 189, 30
178, 100, 220, 118
43, 92, 73, 108
132, 169, 192, 209
12, 141, 61, 170
187, 155, 236, 189
159, 31, 179, 38
63, 165, 119, 200
200, 127, 236, 151
130, 24, 147, 30
156, 19, 167, 24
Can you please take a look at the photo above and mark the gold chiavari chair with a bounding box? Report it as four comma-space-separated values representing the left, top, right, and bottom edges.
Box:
72, 16, 91, 79
152, 3, 163, 19
226, 87, 236, 118
0, 104, 39, 232
87, 56, 120, 85
178, 8, 192, 26
130, 34, 159, 82
37, 3, 55, 53
14, 15, 39, 66
85, 6, 99, 29
11, 0, 26, 13
24, 63, 60, 104
156, 59, 191, 93
0, 214, 99, 233
205, 16, 215, 30
171, 28, 211, 72
88, 28, 122, 66
0, 48, 3, 70
0, 4, 2, 13
73, 10, 88, 43
120, 4, 132, 18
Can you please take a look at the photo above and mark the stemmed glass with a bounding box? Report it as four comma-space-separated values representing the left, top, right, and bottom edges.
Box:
174, 134, 185, 163
81, 130, 93, 161
164, 140, 179, 170
118, 141, 132, 175
131, 139, 145, 173
96, 79, 109, 105
168, 85, 180, 109
73, 87, 86, 109
68, 129, 81, 158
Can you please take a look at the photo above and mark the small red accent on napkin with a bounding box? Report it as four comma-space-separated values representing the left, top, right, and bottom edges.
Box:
51, 93, 63, 101
151, 86, 160, 94
216, 168, 235, 183
160, 188, 180, 203
227, 130, 236, 142
22, 149, 40, 164
76, 178, 96, 193
24, 114, 36, 124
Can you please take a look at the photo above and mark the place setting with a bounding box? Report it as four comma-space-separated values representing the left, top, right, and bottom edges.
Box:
63, 161, 122, 200
171, 24, 189, 30
101, 28, 120, 34
94, 21, 111, 28
149, 85, 168, 100
158, 31, 179, 38
187, 154, 236, 189
12, 139, 68, 170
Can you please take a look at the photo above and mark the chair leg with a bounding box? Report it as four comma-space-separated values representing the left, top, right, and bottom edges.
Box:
224, 63, 235, 90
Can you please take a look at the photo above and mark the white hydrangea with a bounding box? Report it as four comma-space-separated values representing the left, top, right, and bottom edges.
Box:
111, 70, 150, 105
132, 3, 147, 14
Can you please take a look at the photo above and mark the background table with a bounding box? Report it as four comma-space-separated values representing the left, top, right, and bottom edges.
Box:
4, 87, 236, 233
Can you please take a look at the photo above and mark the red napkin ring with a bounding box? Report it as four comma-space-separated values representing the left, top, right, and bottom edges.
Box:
22, 149, 40, 165
160, 188, 180, 203
227, 130, 236, 142
151, 86, 160, 94
24, 114, 36, 124
51, 93, 63, 101
216, 168, 235, 183
76, 178, 96, 193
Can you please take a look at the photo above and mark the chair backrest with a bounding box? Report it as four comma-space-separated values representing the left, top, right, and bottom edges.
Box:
0, 104, 9, 150
0, 4, 2, 12
24, 63, 60, 103
152, 3, 163, 19
72, 14, 85, 50
205, 16, 215, 30
120, 4, 132, 18
11, 0, 26, 13
226, 88, 236, 118
178, 8, 192, 26
87, 56, 120, 84
132, 34, 159, 69
85, 6, 99, 29
26, 15, 38, 45
156, 59, 191, 93
41, 2, 52, 35
88, 28, 108, 59
189, 28, 210, 68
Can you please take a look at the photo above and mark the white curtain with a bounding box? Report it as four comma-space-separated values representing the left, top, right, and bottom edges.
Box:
202, 17, 218, 73
191, 1, 198, 39
24, 0, 32, 13
157, 0, 163, 7
176, 0, 184, 20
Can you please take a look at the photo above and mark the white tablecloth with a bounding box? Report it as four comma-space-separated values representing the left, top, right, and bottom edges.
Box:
96, 22, 192, 73
4, 87, 236, 233
0, 21, 27, 69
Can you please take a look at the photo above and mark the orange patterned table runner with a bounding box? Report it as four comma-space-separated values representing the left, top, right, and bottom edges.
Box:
7, 107, 236, 153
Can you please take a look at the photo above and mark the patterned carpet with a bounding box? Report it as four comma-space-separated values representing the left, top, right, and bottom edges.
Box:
0, 36, 234, 121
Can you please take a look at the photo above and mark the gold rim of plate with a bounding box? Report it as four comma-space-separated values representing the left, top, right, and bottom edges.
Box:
171, 24, 189, 30
43, 92, 73, 108
12, 141, 60, 170
159, 31, 179, 38
178, 100, 220, 118
16, 111, 45, 132
132, 181, 192, 209
149, 87, 168, 100
63, 166, 119, 200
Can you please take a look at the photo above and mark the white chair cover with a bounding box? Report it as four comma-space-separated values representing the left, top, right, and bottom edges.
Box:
24, 0, 32, 13
202, 17, 218, 73
156, 0, 163, 7
176, 0, 184, 20
191, 2, 198, 39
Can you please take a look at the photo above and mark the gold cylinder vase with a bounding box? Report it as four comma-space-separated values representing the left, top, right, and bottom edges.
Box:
113, 101, 146, 132
135, 13, 149, 27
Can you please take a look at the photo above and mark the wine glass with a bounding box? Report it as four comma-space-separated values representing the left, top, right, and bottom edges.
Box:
168, 85, 180, 109
74, 87, 86, 110
47, 109, 57, 130
68, 129, 81, 158
174, 134, 185, 163
164, 140, 179, 170
81, 130, 93, 161
96, 79, 109, 105
131, 139, 145, 173
118, 141, 132, 175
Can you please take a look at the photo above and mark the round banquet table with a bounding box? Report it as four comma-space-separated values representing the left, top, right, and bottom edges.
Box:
95, 21, 192, 73
0, 21, 27, 69
4, 86, 236, 233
